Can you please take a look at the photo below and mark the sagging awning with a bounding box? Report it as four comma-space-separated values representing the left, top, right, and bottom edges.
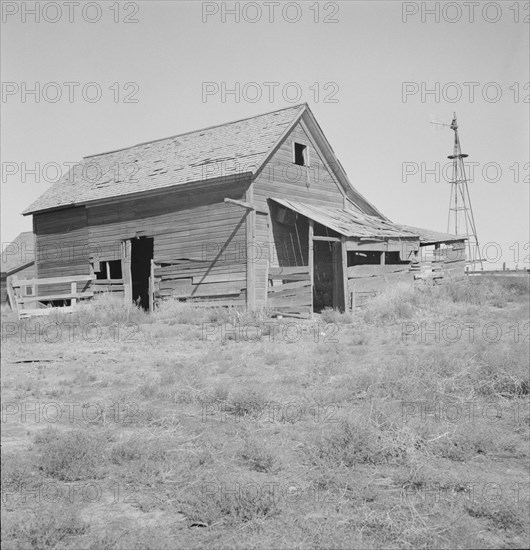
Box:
269, 198, 467, 247
269, 198, 418, 239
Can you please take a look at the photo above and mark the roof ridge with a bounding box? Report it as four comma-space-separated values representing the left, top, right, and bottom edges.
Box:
84, 103, 307, 160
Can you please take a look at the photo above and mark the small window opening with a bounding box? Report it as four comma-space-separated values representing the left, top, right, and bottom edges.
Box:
385, 251, 411, 265
24, 286, 33, 296
95, 260, 122, 280
294, 143, 308, 166
347, 251, 382, 266
108, 260, 122, 279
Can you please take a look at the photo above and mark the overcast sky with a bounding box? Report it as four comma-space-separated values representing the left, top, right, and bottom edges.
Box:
1, 1, 529, 269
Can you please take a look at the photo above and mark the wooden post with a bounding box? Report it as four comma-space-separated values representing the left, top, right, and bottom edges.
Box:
71, 282, 77, 306
262, 213, 270, 307
6, 277, 17, 312
149, 259, 154, 313
122, 240, 132, 303
308, 220, 314, 317
332, 243, 341, 310
245, 187, 256, 311
341, 237, 349, 313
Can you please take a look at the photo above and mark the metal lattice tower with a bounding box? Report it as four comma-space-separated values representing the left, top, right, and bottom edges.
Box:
445, 113, 483, 270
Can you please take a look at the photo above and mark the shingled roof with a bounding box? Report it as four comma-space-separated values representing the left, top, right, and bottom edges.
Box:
24, 104, 307, 215
396, 224, 467, 245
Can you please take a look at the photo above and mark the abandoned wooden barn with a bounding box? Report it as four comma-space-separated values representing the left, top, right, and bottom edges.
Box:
19, 104, 466, 317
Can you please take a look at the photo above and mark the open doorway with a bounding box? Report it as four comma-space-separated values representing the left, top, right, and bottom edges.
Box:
131, 237, 153, 310
313, 241, 344, 312
313, 241, 333, 311
313, 240, 345, 312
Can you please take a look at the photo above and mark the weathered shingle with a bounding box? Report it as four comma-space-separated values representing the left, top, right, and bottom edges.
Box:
270, 199, 418, 239
396, 224, 467, 245
24, 105, 305, 214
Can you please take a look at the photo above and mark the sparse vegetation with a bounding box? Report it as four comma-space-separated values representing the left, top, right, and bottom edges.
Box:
2, 276, 529, 548
320, 307, 354, 324
35, 427, 108, 481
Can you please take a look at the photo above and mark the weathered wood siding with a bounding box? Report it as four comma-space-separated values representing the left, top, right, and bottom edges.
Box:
253, 122, 346, 210
86, 180, 249, 305
33, 207, 90, 297
417, 242, 467, 283
267, 266, 312, 317
266, 211, 312, 317
252, 121, 346, 314
254, 212, 270, 308
345, 242, 467, 307
347, 265, 414, 307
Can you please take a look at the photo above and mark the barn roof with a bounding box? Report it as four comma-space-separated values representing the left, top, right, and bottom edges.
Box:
1, 232, 35, 276
23, 104, 386, 219
270, 198, 417, 239
24, 105, 307, 215
396, 224, 467, 245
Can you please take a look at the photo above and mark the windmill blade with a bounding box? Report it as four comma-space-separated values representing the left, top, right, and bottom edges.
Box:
429, 113, 450, 130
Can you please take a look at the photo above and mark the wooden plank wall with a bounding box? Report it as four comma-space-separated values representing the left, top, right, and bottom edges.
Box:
267, 266, 312, 318
251, 121, 346, 314
346, 242, 467, 308
420, 242, 467, 283
265, 205, 311, 317
86, 181, 249, 306
154, 260, 247, 305
347, 265, 414, 307
253, 122, 346, 210
33, 207, 90, 297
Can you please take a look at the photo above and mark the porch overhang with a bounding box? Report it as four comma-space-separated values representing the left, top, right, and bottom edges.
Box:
269, 198, 418, 240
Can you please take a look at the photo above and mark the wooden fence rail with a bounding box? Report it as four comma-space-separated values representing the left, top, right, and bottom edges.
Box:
9, 275, 95, 319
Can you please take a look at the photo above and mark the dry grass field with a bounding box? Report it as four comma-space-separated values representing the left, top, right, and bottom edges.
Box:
1, 277, 529, 549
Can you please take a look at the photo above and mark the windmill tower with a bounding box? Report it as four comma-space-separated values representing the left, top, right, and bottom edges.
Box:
434, 113, 483, 270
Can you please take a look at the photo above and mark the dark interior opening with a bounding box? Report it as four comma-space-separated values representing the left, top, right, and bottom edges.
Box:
313, 222, 341, 238
95, 260, 123, 280
131, 237, 154, 310
385, 251, 411, 265
294, 143, 307, 166
348, 250, 382, 265
45, 300, 71, 307
313, 240, 334, 312
269, 203, 308, 266
108, 260, 122, 278
347, 250, 411, 266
